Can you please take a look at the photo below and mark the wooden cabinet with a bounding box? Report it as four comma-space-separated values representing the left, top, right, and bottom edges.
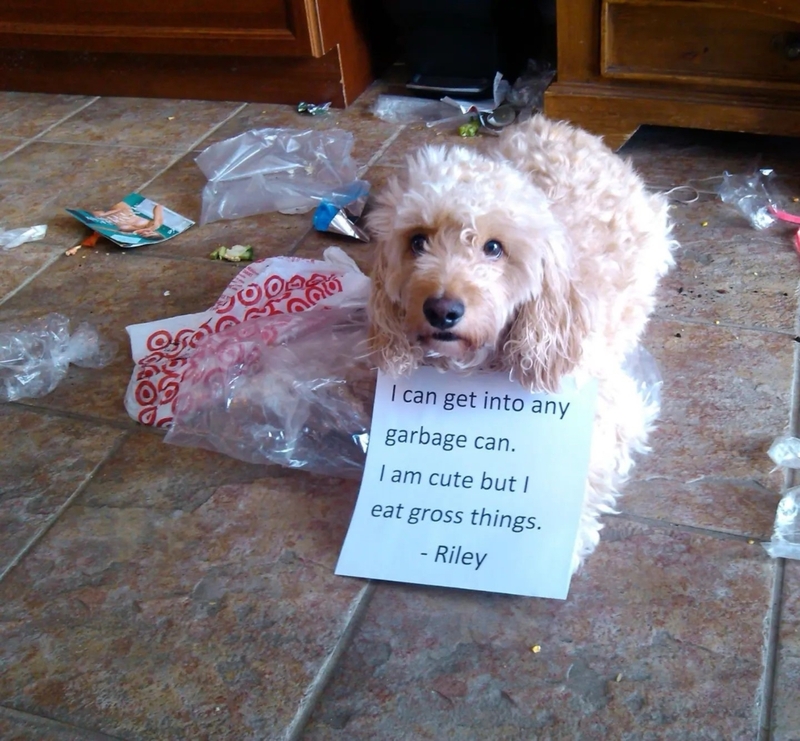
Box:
545, 0, 800, 149
0, 0, 376, 106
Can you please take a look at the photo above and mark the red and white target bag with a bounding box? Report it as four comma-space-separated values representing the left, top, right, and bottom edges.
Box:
125, 247, 370, 429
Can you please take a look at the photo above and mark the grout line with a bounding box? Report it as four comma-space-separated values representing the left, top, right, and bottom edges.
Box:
282, 581, 376, 741
9, 400, 141, 433
0, 706, 126, 741
755, 301, 800, 740
0, 96, 100, 164
610, 511, 766, 543
357, 124, 407, 177
25, 137, 188, 152
0, 432, 129, 585
287, 227, 314, 256
0, 250, 63, 307
759, 559, 786, 741
651, 314, 797, 338
136, 102, 249, 192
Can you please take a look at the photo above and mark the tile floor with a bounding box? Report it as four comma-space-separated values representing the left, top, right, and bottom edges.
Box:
0, 85, 799, 741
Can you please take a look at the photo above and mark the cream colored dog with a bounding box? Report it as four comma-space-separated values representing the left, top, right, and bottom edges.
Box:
366, 115, 675, 572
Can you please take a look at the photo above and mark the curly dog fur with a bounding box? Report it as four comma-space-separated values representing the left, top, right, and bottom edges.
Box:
367, 115, 675, 572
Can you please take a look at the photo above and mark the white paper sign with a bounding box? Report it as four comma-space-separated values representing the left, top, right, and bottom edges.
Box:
335, 367, 598, 599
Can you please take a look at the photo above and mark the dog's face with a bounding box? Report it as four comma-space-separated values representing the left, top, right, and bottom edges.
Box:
377, 210, 537, 367
367, 145, 589, 391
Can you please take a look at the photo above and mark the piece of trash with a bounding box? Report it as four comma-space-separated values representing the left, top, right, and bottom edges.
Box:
163, 290, 171, 296
0, 313, 116, 402
313, 203, 369, 242
0, 224, 47, 251
701, 221, 708, 227
195, 128, 361, 224
718, 169, 800, 253
615, 674, 623, 683
66, 193, 194, 249
297, 101, 331, 116
768, 435, 800, 468
66, 231, 102, 256
165, 306, 373, 475
505, 60, 556, 115
531, 645, 542, 654
312, 180, 371, 242
763, 486, 800, 560
209, 245, 254, 262
764, 435, 800, 560
458, 119, 480, 138
372, 95, 457, 125
125, 247, 371, 432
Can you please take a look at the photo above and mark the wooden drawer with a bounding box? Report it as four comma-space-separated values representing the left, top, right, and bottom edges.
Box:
602, 0, 800, 90
0, 0, 326, 57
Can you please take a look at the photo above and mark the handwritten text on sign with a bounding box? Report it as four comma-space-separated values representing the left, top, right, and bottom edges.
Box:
335, 367, 597, 599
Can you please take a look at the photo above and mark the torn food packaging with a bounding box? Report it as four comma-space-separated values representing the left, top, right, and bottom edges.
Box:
313, 202, 369, 242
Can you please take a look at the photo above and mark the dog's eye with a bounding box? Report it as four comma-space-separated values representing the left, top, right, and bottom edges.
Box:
483, 239, 504, 258
410, 233, 427, 255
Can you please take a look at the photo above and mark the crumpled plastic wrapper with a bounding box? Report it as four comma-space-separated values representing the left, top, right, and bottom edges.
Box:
718, 168, 781, 230
0, 224, 47, 250
764, 435, 800, 559
165, 307, 375, 477
0, 313, 116, 402
312, 180, 371, 242
195, 128, 362, 224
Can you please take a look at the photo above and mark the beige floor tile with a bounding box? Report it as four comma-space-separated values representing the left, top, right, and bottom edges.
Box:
306, 518, 771, 740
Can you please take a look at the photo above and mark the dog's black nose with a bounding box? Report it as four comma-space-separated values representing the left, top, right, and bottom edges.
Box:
423, 297, 465, 330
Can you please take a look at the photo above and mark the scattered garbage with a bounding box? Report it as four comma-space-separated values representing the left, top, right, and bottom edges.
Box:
66, 231, 102, 256
718, 169, 800, 253
0, 313, 117, 402
297, 101, 331, 116
373, 61, 555, 137
195, 128, 362, 224
66, 193, 194, 249
372, 95, 456, 125
312, 180, 370, 242
718, 169, 782, 230
165, 306, 373, 476
458, 120, 481, 138
125, 247, 370, 429
0, 224, 47, 251
209, 244, 254, 262
313, 204, 369, 242
764, 435, 800, 560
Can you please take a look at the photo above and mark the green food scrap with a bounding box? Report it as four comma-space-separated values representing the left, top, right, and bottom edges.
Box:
210, 244, 254, 262
458, 119, 480, 137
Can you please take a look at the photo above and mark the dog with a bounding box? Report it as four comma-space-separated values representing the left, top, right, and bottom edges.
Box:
365, 115, 675, 572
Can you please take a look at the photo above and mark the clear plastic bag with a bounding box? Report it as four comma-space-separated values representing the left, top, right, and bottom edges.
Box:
767, 435, 800, 469
0, 313, 117, 402
165, 307, 375, 477
764, 435, 800, 559
504, 60, 556, 117
195, 128, 361, 224
0, 224, 47, 250
716, 168, 800, 230
763, 487, 800, 560
372, 95, 456, 125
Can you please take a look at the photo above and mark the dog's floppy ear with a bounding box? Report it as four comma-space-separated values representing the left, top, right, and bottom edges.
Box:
367, 246, 419, 376
503, 236, 591, 393
365, 177, 422, 376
